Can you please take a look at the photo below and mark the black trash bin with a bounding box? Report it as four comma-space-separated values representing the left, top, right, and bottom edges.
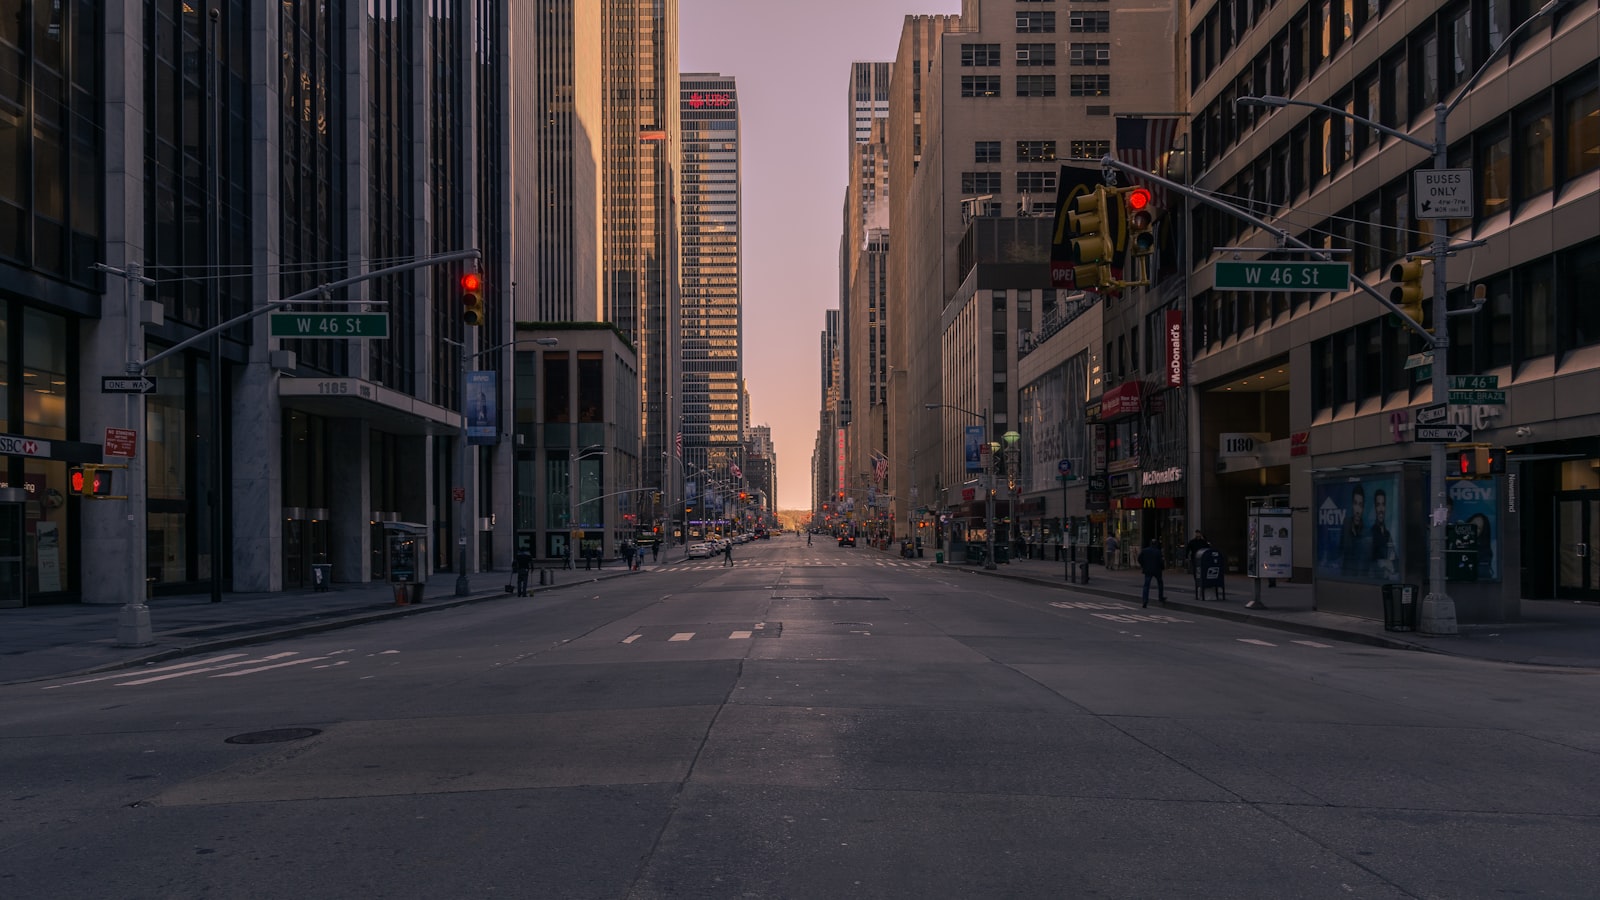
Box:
311, 563, 332, 592
1382, 583, 1417, 632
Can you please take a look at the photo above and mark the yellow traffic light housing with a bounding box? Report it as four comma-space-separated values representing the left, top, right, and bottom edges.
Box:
1125, 187, 1156, 257
1389, 258, 1428, 331
69, 464, 122, 499
1066, 186, 1127, 290
460, 271, 485, 326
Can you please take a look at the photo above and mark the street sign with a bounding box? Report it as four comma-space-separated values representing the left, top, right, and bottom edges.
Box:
1057, 459, 1073, 477
101, 376, 157, 394
1214, 260, 1351, 292
104, 427, 137, 458
1404, 351, 1434, 370
1450, 375, 1498, 390
1449, 390, 1506, 405
1416, 425, 1472, 442
1415, 403, 1449, 425
268, 312, 390, 338
1413, 364, 1432, 382
1414, 168, 1474, 219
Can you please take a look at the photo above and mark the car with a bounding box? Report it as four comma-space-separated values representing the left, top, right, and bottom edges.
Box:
687, 542, 712, 559
838, 534, 856, 547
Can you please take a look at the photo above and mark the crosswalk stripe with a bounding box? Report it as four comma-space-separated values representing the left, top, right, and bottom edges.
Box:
669, 632, 695, 642
621, 634, 641, 644
1291, 639, 1334, 648
116, 652, 300, 685
1236, 638, 1276, 646
729, 630, 753, 639
45, 653, 250, 689
212, 657, 328, 677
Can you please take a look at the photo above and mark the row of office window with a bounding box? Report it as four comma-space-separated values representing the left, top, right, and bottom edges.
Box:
1194, 68, 1599, 266
961, 75, 1111, 98
986, 140, 1111, 164
961, 171, 1060, 194
960, 43, 1110, 67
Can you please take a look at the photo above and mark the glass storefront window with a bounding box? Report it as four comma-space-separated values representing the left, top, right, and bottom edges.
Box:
145, 354, 188, 584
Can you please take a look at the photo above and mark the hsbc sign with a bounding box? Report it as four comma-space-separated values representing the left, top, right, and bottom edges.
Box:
0, 434, 51, 458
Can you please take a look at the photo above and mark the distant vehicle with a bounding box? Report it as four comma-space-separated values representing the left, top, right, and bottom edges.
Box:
838, 534, 856, 547
687, 542, 712, 559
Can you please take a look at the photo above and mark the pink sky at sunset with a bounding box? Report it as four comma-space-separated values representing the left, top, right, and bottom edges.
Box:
679, 0, 961, 510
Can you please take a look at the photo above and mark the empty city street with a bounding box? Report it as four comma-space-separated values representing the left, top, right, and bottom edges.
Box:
3, 538, 1597, 899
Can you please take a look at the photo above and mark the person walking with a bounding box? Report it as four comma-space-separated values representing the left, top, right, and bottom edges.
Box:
722, 540, 734, 567
1139, 538, 1166, 608
1184, 530, 1209, 591
635, 544, 646, 571
1104, 532, 1120, 571
514, 550, 533, 597
651, 542, 660, 563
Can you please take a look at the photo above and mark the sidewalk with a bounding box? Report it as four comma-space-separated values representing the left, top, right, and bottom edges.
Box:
928, 549, 1600, 669
0, 563, 640, 685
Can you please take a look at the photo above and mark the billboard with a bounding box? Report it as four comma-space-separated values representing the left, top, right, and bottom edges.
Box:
1314, 473, 1402, 583
964, 425, 985, 473
465, 371, 498, 445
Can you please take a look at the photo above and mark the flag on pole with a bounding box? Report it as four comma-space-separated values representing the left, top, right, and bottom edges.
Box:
1114, 117, 1180, 208
675, 432, 682, 457
872, 451, 889, 483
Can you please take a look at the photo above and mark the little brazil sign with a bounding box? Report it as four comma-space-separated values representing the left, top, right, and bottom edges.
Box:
1214, 260, 1350, 292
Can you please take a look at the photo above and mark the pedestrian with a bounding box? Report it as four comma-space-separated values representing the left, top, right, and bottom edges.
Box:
1185, 530, 1210, 581
651, 542, 660, 562
635, 545, 646, 570
514, 549, 533, 597
1139, 538, 1166, 608
1104, 532, 1119, 571
723, 540, 733, 567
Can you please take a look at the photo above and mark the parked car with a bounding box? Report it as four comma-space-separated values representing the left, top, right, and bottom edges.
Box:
838, 534, 856, 547
687, 542, 712, 559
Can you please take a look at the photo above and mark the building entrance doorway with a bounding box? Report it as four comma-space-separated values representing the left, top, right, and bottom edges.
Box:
0, 490, 25, 607
1555, 491, 1600, 600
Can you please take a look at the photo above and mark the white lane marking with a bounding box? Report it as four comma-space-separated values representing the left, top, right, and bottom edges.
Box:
621, 634, 641, 644
1237, 638, 1277, 646
669, 632, 695, 642
116, 653, 299, 685
212, 657, 329, 677
1292, 640, 1334, 648
44, 654, 250, 689
378, 650, 401, 655
1052, 601, 1128, 610
729, 630, 753, 640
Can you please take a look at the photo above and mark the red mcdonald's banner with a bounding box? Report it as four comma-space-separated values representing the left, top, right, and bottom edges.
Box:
1166, 309, 1184, 387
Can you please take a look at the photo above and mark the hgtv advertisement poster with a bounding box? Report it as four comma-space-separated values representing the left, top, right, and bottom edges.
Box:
1314, 473, 1403, 584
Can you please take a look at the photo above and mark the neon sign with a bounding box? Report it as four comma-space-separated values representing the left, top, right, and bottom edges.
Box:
689, 92, 734, 109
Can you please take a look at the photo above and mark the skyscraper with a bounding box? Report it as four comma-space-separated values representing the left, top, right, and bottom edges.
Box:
679, 74, 744, 484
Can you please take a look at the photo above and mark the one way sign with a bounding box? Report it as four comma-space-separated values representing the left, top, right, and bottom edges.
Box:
1416, 424, 1472, 442
101, 376, 158, 394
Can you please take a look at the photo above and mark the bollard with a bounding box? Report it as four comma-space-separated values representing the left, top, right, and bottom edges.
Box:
539, 569, 547, 586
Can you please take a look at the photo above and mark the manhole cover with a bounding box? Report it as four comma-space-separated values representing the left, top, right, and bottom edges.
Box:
225, 728, 322, 745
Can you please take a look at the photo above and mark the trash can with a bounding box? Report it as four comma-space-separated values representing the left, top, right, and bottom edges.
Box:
1382, 583, 1417, 632
311, 563, 332, 592
935, 551, 944, 564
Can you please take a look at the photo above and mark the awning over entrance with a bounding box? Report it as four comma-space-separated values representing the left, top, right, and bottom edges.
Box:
278, 377, 461, 436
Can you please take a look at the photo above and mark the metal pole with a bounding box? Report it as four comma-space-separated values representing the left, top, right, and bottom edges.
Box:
1062, 474, 1070, 582
208, 8, 223, 604
455, 334, 470, 596
983, 406, 996, 571
116, 263, 153, 645
1420, 105, 1458, 635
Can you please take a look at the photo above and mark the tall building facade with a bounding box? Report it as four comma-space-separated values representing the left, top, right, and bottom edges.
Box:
603, 0, 681, 532
1186, 0, 1598, 620
678, 74, 744, 494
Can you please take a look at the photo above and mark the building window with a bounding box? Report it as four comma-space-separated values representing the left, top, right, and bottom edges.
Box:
1017, 171, 1057, 193
1478, 122, 1511, 217
1069, 43, 1110, 65
961, 43, 1001, 66
1017, 12, 1057, 33
1017, 75, 1057, 97
975, 140, 1001, 163
1017, 140, 1056, 162
1069, 75, 1110, 97
1560, 73, 1600, 184
961, 75, 1001, 98
1515, 98, 1555, 202
1070, 140, 1110, 158
1016, 43, 1056, 66
961, 172, 1003, 194
1069, 11, 1110, 33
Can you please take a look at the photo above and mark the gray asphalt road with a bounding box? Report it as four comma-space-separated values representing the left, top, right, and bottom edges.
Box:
3, 538, 1597, 899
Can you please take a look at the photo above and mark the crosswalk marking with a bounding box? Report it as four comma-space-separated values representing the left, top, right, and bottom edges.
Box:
1292, 639, 1334, 648
1052, 600, 1128, 611
621, 634, 641, 644
117, 652, 300, 685
212, 657, 329, 677
43, 653, 250, 689
1090, 612, 1190, 624
668, 632, 695, 642
729, 630, 753, 639
1236, 638, 1277, 646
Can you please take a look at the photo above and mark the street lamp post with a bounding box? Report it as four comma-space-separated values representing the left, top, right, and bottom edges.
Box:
569, 445, 607, 569
1233, 0, 1570, 635
925, 402, 996, 570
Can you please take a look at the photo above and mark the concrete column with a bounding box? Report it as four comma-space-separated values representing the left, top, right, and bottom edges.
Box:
328, 419, 370, 583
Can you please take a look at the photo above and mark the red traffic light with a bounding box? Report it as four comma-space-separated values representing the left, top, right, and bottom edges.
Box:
71, 468, 86, 493
460, 272, 482, 292
1126, 187, 1152, 210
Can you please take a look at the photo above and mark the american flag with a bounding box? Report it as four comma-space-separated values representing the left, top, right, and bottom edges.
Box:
872, 452, 889, 483
1114, 117, 1180, 209
675, 432, 682, 457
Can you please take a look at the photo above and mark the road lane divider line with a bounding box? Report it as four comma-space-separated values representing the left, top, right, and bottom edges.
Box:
43, 653, 250, 689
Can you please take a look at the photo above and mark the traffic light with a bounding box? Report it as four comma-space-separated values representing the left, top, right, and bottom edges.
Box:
1455, 447, 1489, 478
1124, 186, 1156, 258
1066, 186, 1122, 290
1389, 258, 1427, 330
460, 271, 485, 326
70, 465, 113, 498
1486, 446, 1507, 474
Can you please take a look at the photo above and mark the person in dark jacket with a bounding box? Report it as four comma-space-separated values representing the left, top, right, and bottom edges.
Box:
1139, 539, 1166, 608
514, 550, 533, 597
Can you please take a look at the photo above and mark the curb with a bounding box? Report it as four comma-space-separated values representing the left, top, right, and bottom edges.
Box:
5, 570, 632, 686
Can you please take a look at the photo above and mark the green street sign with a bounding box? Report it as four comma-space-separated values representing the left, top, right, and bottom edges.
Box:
1214, 260, 1350, 292
1449, 390, 1506, 404
269, 312, 390, 339
1449, 375, 1498, 390
1413, 364, 1432, 382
